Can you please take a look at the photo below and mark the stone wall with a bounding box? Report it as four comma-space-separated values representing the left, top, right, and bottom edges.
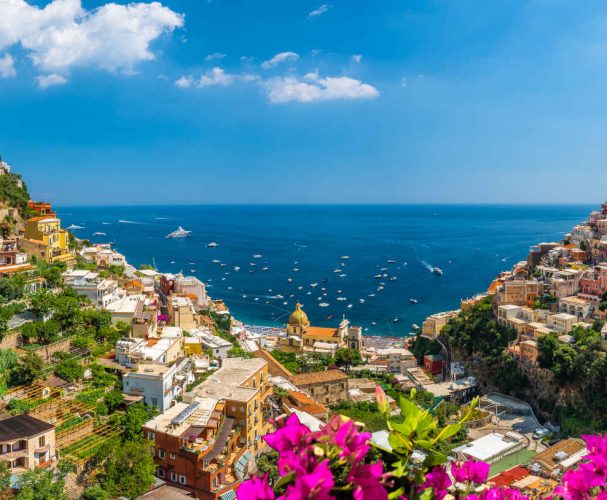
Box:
32, 338, 72, 363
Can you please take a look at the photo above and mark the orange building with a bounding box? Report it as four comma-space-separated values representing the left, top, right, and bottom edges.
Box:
27, 200, 56, 217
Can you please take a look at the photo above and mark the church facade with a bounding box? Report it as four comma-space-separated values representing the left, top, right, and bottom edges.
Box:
279, 303, 362, 354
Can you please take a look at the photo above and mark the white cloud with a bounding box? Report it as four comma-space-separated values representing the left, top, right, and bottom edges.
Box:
352, 54, 362, 64
265, 73, 379, 104
36, 73, 67, 89
175, 75, 193, 88
0, 0, 183, 76
261, 51, 299, 69
205, 52, 226, 62
176, 67, 260, 89
198, 67, 235, 87
308, 4, 330, 19
0, 54, 16, 77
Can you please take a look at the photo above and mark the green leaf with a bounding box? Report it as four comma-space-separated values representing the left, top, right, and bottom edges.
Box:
273, 471, 295, 491
388, 432, 413, 454
424, 452, 448, 467
388, 487, 406, 500
433, 423, 462, 444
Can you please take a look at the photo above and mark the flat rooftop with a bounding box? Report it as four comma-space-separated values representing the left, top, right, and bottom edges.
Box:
144, 398, 219, 436
454, 432, 523, 462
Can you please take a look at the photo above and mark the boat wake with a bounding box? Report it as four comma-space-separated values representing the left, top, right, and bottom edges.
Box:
420, 260, 435, 273
118, 220, 142, 224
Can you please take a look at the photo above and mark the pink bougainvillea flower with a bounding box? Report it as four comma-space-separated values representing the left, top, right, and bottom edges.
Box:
420, 466, 452, 500
452, 460, 490, 484
315, 415, 371, 464
263, 413, 311, 454
348, 461, 388, 500
237, 473, 275, 500
279, 459, 335, 500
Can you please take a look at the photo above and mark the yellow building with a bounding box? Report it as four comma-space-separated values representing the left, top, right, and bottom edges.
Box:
280, 303, 362, 354
184, 357, 271, 455
20, 216, 74, 265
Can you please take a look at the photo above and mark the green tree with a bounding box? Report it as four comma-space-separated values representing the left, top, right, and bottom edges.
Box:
14, 463, 69, 500
54, 358, 85, 382
29, 289, 55, 321
112, 403, 158, 443
333, 348, 363, 371
537, 334, 560, 369
103, 390, 124, 413
13, 352, 45, 384
81, 486, 109, 500
98, 439, 156, 499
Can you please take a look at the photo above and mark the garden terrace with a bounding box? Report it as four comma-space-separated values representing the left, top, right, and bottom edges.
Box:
60, 423, 120, 465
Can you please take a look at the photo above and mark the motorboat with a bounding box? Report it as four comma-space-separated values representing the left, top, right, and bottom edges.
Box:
374, 274, 382, 279
341, 255, 350, 260
433, 267, 444, 275
253, 254, 262, 258
287, 278, 293, 283
387, 259, 396, 264
412, 324, 420, 330
166, 226, 191, 238
207, 241, 219, 247
319, 303, 330, 307
410, 298, 418, 304
92, 232, 106, 236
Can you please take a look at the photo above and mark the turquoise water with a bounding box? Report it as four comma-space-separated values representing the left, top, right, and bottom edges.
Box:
58, 204, 592, 336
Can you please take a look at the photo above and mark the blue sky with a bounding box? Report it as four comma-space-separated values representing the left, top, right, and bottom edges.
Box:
1, 0, 607, 205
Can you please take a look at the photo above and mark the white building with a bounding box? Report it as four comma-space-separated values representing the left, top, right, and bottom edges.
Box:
62, 270, 122, 308
189, 329, 233, 359
116, 326, 184, 368
122, 357, 194, 412
559, 296, 595, 320
174, 275, 208, 309
375, 347, 416, 374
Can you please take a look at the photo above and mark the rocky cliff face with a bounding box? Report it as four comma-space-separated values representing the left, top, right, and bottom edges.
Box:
0, 169, 30, 238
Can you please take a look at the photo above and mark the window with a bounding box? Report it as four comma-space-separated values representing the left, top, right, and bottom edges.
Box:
151, 398, 158, 406
170, 453, 176, 460
147, 431, 155, 441
158, 449, 166, 459
157, 468, 165, 478
170, 472, 177, 482
38, 436, 45, 447
178, 475, 187, 485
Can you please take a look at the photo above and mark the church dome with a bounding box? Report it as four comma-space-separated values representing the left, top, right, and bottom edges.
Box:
288, 303, 309, 326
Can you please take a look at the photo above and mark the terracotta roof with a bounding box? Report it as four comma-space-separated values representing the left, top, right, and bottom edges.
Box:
304, 326, 339, 338
490, 466, 529, 487
26, 216, 57, 222
254, 350, 293, 380
291, 369, 348, 386
286, 391, 328, 416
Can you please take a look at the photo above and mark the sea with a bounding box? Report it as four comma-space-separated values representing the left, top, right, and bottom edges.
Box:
57, 204, 593, 337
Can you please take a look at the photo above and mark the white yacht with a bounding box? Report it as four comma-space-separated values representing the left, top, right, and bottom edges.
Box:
207, 241, 219, 247
92, 232, 106, 236
166, 226, 191, 238
67, 224, 84, 230
433, 267, 444, 276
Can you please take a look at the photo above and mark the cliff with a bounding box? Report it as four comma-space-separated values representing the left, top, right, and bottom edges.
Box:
0, 161, 30, 238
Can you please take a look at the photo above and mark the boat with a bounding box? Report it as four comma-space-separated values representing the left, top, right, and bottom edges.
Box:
261, 267, 269, 271
337, 297, 347, 301
310, 283, 318, 288
67, 224, 84, 230
234, 266, 240, 271
393, 317, 400, 323
410, 298, 418, 304
433, 267, 443, 275
374, 274, 382, 279
166, 226, 191, 238
333, 269, 341, 273
347, 304, 353, 308
341, 255, 350, 260
297, 286, 303, 290
207, 241, 219, 247
319, 303, 330, 307
327, 315, 334, 319
390, 276, 397, 281
339, 274, 347, 277
253, 254, 262, 258
371, 321, 377, 326
359, 299, 365, 304
412, 324, 420, 330
293, 268, 300, 272
377, 286, 384, 291
387, 259, 396, 264
287, 278, 293, 283
368, 293, 376, 297
92, 232, 106, 236
336, 290, 342, 294
212, 259, 221, 263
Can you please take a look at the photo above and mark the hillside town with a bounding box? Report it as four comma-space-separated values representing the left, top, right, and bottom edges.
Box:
0, 159, 605, 499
